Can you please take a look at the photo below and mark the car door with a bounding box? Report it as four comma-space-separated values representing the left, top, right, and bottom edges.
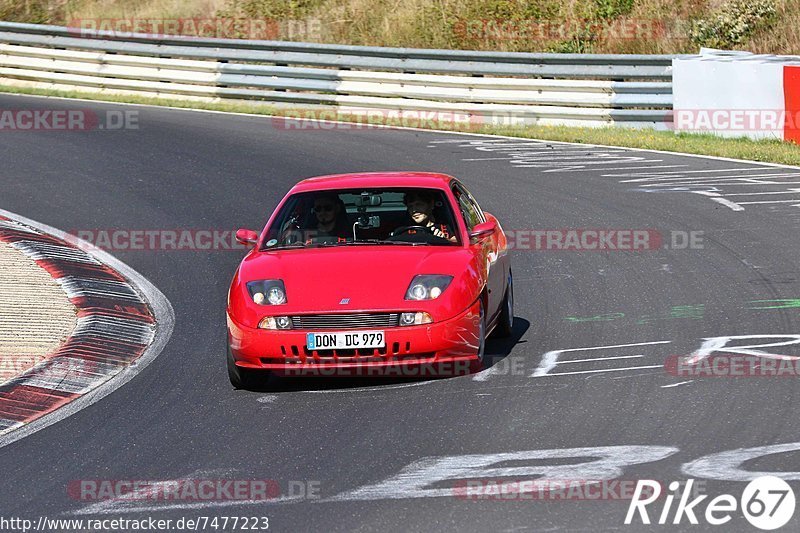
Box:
451, 181, 504, 321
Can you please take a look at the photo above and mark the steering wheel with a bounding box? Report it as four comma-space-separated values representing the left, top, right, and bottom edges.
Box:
390, 225, 430, 237
279, 223, 303, 245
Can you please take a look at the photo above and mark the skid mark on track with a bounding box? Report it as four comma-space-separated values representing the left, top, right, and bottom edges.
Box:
430, 138, 800, 213
475, 335, 800, 385
429, 138, 665, 172
613, 168, 800, 212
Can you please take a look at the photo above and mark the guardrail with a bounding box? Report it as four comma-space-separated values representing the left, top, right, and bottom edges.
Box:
0, 21, 682, 128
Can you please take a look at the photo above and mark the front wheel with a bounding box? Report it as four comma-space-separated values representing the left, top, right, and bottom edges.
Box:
227, 342, 262, 389
477, 300, 488, 369
492, 272, 514, 338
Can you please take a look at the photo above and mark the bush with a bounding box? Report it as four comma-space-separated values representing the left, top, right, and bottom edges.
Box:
217, 0, 324, 19
593, 0, 634, 20
0, 0, 67, 24
690, 0, 777, 49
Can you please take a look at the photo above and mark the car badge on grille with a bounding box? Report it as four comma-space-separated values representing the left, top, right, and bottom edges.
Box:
339, 298, 350, 305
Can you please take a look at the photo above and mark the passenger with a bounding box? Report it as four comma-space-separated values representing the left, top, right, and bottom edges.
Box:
403, 190, 456, 242
310, 193, 349, 240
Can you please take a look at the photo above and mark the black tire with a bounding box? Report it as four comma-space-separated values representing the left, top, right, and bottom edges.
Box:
227, 342, 261, 389
492, 272, 514, 338
477, 299, 488, 368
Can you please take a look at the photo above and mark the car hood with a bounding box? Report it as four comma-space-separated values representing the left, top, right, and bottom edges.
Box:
238, 245, 478, 313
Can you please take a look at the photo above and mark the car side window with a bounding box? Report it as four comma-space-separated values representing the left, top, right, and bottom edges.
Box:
452, 182, 483, 231
462, 185, 485, 224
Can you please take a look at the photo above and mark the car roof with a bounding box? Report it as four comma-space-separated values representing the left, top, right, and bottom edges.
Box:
290, 172, 455, 193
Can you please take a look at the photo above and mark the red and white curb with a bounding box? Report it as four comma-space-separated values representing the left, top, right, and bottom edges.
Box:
0, 208, 174, 447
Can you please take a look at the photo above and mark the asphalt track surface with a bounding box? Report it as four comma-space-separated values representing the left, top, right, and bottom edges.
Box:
3, 93, 800, 532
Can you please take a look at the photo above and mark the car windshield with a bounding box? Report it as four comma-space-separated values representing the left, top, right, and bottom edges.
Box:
261, 187, 461, 250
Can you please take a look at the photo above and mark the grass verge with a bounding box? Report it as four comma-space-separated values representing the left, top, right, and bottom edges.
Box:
4, 0, 797, 55
2, 83, 799, 167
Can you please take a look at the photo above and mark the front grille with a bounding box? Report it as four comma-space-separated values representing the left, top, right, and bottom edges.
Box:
290, 313, 400, 330
305, 346, 388, 357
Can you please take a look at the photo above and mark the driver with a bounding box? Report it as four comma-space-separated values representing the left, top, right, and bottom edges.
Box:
309, 193, 348, 240
402, 190, 456, 242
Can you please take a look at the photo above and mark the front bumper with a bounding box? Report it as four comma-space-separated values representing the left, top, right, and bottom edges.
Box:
227, 300, 481, 377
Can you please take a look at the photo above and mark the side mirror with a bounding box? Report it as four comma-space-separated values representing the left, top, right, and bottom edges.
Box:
469, 220, 497, 243
236, 228, 259, 247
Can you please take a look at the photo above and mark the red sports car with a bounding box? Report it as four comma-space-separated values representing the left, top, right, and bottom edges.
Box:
226, 172, 512, 387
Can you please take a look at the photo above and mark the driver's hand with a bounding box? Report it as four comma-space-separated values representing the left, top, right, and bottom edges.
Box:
433, 227, 454, 240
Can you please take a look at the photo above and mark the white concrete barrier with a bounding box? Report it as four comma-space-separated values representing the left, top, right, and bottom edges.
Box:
673, 49, 800, 142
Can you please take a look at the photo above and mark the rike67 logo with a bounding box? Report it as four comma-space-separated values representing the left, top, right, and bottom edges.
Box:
625, 476, 795, 530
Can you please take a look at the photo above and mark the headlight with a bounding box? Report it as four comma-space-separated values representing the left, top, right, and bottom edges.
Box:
405, 275, 453, 301
247, 280, 287, 305
258, 316, 293, 330
400, 312, 433, 326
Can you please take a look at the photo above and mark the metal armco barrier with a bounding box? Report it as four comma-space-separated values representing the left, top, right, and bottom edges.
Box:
0, 21, 683, 128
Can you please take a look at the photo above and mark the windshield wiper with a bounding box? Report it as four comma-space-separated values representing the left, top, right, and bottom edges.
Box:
346, 239, 429, 246
266, 240, 429, 250
263, 242, 322, 251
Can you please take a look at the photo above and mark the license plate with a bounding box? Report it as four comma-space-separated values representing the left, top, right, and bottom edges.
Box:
306, 331, 385, 350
